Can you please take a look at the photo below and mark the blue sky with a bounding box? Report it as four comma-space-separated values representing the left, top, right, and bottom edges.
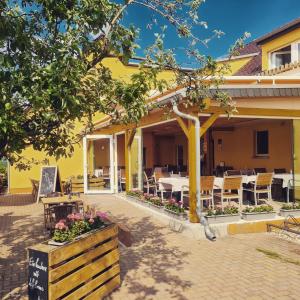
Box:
122, 0, 300, 64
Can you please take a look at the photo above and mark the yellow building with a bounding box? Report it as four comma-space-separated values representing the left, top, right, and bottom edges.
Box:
9, 18, 300, 222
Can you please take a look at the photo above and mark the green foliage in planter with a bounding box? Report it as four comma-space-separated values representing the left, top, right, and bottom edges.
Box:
126, 190, 144, 199
52, 211, 107, 243
281, 202, 300, 210
242, 205, 274, 213
164, 199, 185, 214
207, 206, 239, 216
147, 196, 163, 207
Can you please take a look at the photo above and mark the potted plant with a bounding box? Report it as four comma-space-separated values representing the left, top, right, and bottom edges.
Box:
205, 206, 240, 224
164, 199, 187, 220
126, 190, 145, 203
280, 203, 300, 217
146, 196, 164, 211
242, 205, 276, 221
50, 211, 108, 245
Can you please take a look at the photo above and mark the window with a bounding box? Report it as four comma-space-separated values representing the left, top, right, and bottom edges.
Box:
270, 45, 291, 68
177, 145, 184, 166
269, 41, 300, 69
255, 130, 269, 156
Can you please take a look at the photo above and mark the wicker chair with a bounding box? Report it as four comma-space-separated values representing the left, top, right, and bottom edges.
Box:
215, 176, 243, 210
244, 173, 273, 205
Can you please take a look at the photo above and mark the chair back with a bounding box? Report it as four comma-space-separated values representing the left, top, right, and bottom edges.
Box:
254, 168, 267, 174
143, 171, 149, 182
154, 171, 170, 181
274, 168, 286, 174
256, 173, 273, 186
30, 179, 39, 200
225, 170, 241, 176
201, 176, 215, 192
223, 176, 242, 190
53, 204, 74, 222
241, 169, 255, 176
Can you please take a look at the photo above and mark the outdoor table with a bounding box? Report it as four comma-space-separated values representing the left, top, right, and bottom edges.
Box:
41, 196, 83, 229
273, 173, 293, 188
158, 177, 189, 192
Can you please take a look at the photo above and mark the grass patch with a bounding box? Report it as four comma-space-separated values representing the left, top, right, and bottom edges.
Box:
256, 248, 300, 266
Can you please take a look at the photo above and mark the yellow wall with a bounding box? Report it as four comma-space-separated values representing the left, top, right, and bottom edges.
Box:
219, 57, 252, 75
213, 119, 293, 171
261, 27, 300, 70
293, 120, 300, 200
8, 57, 176, 193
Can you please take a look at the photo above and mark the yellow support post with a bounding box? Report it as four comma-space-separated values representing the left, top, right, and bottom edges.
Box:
200, 113, 220, 137
188, 118, 200, 223
125, 129, 136, 192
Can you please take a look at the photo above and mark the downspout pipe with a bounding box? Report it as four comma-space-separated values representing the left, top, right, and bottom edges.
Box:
171, 99, 216, 241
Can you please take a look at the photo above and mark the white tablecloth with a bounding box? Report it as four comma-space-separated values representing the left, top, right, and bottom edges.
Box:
158, 177, 189, 192
273, 174, 293, 188
159, 174, 295, 192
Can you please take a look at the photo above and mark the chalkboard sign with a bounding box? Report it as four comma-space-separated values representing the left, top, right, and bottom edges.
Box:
28, 249, 49, 300
37, 166, 62, 202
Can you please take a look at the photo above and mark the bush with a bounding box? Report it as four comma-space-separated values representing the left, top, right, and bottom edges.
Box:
164, 199, 185, 214
242, 205, 274, 213
52, 211, 108, 243
281, 203, 300, 210
147, 196, 163, 207
207, 206, 239, 216
126, 190, 144, 199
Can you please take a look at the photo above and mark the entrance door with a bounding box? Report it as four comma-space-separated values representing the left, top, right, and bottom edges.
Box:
130, 131, 143, 190
83, 135, 114, 194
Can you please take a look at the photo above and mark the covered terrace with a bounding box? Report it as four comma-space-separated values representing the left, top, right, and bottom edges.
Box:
88, 76, 300, 223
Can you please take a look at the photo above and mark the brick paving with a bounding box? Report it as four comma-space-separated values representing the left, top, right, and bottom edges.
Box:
1, 194, 300, 299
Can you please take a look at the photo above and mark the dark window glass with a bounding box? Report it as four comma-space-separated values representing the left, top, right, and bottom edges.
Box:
256, 131, 269, 155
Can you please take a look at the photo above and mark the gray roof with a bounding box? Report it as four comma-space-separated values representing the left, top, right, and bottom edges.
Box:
211, 87, 300, 98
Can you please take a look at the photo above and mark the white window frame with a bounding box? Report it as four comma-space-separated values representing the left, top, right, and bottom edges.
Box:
83, 134, 114, 194
269, 40, 300, 69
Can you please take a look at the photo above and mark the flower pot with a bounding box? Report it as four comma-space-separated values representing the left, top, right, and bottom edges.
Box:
242, 211, 277, 221
164, 208, 187, 220
147, 202, 164, 211
279, 209, 300, 218
205, 214, 240, 224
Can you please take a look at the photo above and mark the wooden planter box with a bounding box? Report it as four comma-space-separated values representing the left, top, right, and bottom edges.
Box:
28, 224, 120, 300
242, 211, 277, 221
279, 209, 300, 218
164, 208, 187, 220
205, 214, 240, 224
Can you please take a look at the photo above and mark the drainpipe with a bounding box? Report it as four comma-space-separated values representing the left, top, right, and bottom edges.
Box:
172, 99, 216, 241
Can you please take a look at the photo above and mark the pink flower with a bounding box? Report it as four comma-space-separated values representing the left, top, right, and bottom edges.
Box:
88, 218, 94, 224
55, 222, 67, 230
67, 214, 75, 220
74, 213, 83, 221
96, 211, 108, 220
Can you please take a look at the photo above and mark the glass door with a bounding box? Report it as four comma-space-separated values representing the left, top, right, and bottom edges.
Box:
83, 135, 114, 194
130, 129, 143, 191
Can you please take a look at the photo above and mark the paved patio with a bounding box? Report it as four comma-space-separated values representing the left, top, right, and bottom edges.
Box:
1, 194, 300, 299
